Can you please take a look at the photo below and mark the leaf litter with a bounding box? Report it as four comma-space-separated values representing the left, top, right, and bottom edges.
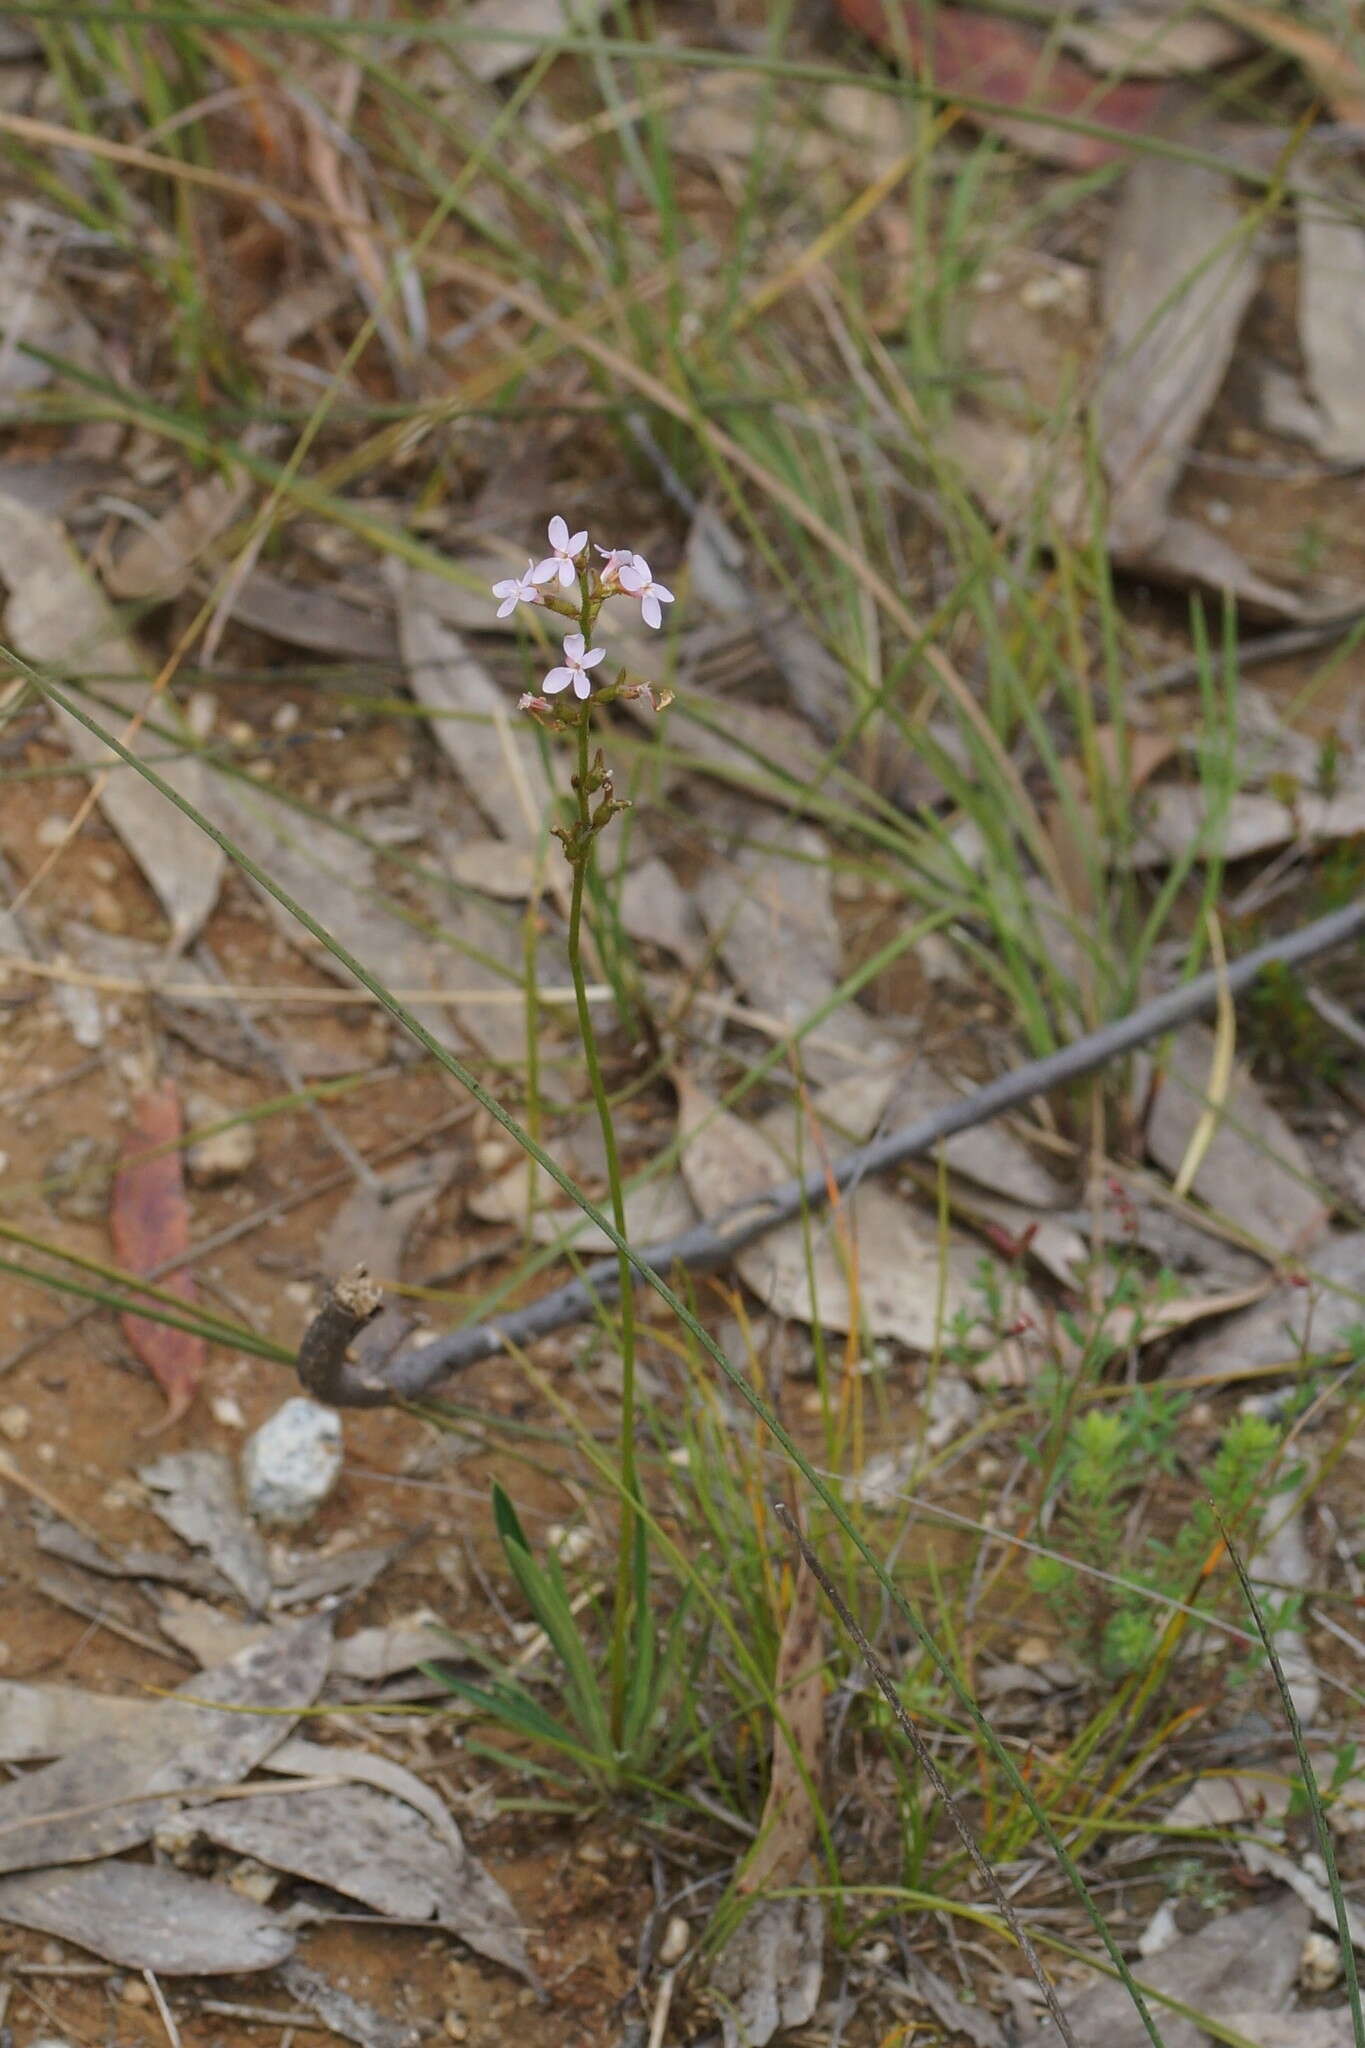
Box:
3, 5, 1364, 2040
109, 1080, 207, 1428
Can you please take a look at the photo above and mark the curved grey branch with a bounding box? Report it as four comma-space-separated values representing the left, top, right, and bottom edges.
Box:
299, 898, 1365, 1406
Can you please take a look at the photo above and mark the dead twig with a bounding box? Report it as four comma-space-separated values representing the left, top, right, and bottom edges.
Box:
298, 898, 1365, 1405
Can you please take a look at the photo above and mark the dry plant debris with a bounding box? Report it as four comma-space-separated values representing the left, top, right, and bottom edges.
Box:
0, 0, 1364, 2041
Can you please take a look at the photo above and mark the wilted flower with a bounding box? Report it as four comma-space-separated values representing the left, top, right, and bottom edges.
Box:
491, 559, 541, 618
532, 513, 588, 589
618, 553, 674, 629
595, 545, 635, 590
543, 631, 605, 701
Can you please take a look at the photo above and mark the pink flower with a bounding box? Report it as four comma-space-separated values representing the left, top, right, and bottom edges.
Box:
491, 559, 541, 618
542, 631, 605, 701
596, 545, 634, 590
618, 553, 674, 629
532, 513, 588, 589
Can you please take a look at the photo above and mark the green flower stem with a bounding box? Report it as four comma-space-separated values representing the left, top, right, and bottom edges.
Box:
566, 706, 640, 1750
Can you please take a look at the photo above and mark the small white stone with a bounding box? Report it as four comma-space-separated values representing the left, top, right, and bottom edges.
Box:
210, 1392, 247, 1431
284, 1280, 315, 1308
547, 1523, 593, 1566
0, 1404, 30, 1443
1299, 1929, 1341, 1992
242, 1397, 343, 1528
658, 1915, 690, 1967
186, 690, 218, 741
271, 700, 300, 733
36, 813, 73, 848
186, 1092, 257, 1185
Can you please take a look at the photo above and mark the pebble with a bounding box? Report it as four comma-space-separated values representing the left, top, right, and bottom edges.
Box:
657, 1915, 690, 1967
187, 690, 218, 741
185, 1091, 257, 1185
442, 2014, 468, 2043
119, 1978, 152, 2007
36, 813, 72, 848
0, 1403, 31, 1443
242, 1396, 343, 1527
1299, 1929, 1341, 1992
210, 1391, 247, 1431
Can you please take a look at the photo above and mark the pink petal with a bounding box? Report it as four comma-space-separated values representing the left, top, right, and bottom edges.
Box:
547, 514, 568, 550
652, 582, 674, 603
618, 562, 646, 594
567, 529, 587, 555
641, 594, 661, 629
531, 558, 558, 584
556, 560, 577, 587
580, 645, 606, 668
563, 632, 585, 659
572, 671, 592, 700
543, 667, 573, 693
496, 595, 518, 618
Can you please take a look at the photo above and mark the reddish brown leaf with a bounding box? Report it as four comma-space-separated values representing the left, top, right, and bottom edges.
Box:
834, 0, 1168, 166
739, 1557, 825, 1896
109, 1080, 205, 1427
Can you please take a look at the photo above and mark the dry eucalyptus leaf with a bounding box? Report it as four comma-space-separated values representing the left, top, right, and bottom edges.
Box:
205, 772, 534, 1059
1016, 1898, 1309, 2048
139, 1449, 273, 1615
1167, 1230, 1365, 1381
695, 825, 897, 1082
0, 1861, 292, 1974
280, 1960, 419, 2048
104, 471, 250, 603
676, 1076, 1038, 1356
877, 1062, 1067, 1210
1059, 4, 1247, 76
1235, 1841, 1365, 1951
1130, 771, 1365, 868
1145, 1024, 1329, 1253
1219, 2015, 1353, 2048
231, 568, 400, 662
191, 1773, 530, 1979
0, 1613, 331, 1874
444, 838, 541, 902
265, 1735, 472, 1858
1297, 164, 1365, 462
739, 1559, 824, 1896
455, 0, 608, 82
331, 1614, 453, 1684
35, 1515, 234, 1601
1130, 514, 1330, 622
0, 493, 224, 945
646, 687, 851, 814
618, 855, 706, 968
156, 1591, 266, 1668
1251, 1484, 1321, 1725
321, 1151, 459, 1284
0, 1682, 146, 1763
389, 562, 556, 845
1097, 145, 1264, 555
469, 1150, 694, 1256
709, 1893, 824, 2048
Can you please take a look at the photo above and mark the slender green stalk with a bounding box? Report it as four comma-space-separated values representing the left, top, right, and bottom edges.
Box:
564, 706, 641, 1748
